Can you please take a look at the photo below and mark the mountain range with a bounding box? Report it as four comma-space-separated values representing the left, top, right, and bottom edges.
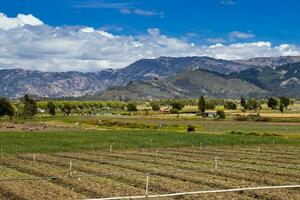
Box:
1, 56, 300, 99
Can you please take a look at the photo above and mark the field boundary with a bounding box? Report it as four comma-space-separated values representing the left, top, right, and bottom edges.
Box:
84, 184, 300, 200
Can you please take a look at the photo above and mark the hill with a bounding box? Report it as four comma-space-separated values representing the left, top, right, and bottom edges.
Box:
95, 69, 268, 100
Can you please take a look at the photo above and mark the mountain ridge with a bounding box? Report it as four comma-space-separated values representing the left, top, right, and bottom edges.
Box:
1, 55, 300, 99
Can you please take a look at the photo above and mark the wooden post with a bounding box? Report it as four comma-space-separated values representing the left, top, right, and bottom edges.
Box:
69, 161, 73, 177
155, 150, 158, 158
257, 147, 260, 159
145, 174, 150, 198
109, 145, 112, 154
33, 154, 36, 162
215, 156, 218, 170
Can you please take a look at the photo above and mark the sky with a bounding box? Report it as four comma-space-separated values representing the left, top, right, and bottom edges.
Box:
1, 0, 300, 71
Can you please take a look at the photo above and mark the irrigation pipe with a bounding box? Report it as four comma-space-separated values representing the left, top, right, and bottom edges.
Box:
84, 184, 300, 200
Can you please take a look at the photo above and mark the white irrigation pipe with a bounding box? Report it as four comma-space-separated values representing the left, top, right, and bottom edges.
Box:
84, 184, 300, 200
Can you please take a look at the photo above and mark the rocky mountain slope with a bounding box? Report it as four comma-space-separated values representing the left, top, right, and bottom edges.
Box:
235, 56, 300, 68
1, 56, 300, 99
94, 69, 268, 100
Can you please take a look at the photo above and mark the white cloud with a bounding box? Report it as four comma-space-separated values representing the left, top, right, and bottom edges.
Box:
0, 13, 299, 72
120, 8, 163, 17
207, 37, 225, 43
229, 31, 255, 39
0, 13, 43, 30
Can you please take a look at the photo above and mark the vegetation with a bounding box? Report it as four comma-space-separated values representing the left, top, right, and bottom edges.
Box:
127, 102, 138, 112
0, 97, 15, 119
150, 101, 160, 111
267, 97, 278, 110
170, 100, 185, 110
216, 110, 226, 119
198, 96, 205, 113
224, 101, 237, 110
0, 130, 298, 154
21, 94, 37, 117
245, 98, 261, 111
46, 101, 56, 116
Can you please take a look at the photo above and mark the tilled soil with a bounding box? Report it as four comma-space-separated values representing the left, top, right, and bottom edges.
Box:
0, 145, 299, 200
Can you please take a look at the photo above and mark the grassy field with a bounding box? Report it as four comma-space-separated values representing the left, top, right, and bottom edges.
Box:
0, 103, 300, 199
0, 130, 299, 154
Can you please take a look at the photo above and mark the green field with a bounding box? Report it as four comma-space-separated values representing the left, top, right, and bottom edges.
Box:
0, 100, 300, 199
0, 129, 299, 154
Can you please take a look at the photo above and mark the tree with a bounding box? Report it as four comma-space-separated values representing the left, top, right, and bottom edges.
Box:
224, 101, 237, 110
279, 97, 291, 109
205, 100, 216, 110
150, 102, 160, 111
240, 96, 247, 109
267, 97, 278, 110
0, 97, 15, 119
198, 96, 205, 114
170, 100, 185, 110
216, 110, 226, 119
245, 98, 260, 111
279, 103, 284, 113
61, 103, 72, 115
46, 101, 56, 116
127, 102, 138, 112
22, 94, 37, 117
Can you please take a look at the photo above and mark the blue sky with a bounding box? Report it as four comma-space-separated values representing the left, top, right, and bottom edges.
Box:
0, 0, 300, 71
2, 0, 300, 44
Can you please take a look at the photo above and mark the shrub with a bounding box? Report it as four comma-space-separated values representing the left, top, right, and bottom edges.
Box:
0, 97, 15, 119
187, 125, 196, 133
150, 102, 160, 111
46, 101, 56, 116
245, 98, 261, 110
170, 101, 185, 110
224, 101, 237, 110
21, 95, 37, 117
170, 108, 180, 114
127, 102, 138, 112
205, 100, 216, 110
216, 110, 226, 119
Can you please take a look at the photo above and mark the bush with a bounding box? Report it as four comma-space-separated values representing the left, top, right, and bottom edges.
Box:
245, 99, 261, 110
170, 101, 185, 110
21, 95, 37, 117
187, 125, 195, 133
205, 101, 216, 110
224, 101, 237, 110
150, 102, 160, 111
0, 97, 15, 119
170, 108, 180, 114
216, 110, 226, 119
127, 102, 138, 112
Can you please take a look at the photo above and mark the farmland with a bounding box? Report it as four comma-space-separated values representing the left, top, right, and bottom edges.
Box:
0, 99, 300, 199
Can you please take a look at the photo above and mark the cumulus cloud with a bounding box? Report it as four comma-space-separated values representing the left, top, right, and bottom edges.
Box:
0, 13, 299, 72
0, 13, 43, 30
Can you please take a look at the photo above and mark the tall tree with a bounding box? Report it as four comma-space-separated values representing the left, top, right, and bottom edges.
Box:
267, 97, 278, 110
279, 97, 291, 109
22, 94, 37, 117
0, 97, 15, 119
240, 96, 247, 109
198, 96, 206, 114
46, 101, 56, 116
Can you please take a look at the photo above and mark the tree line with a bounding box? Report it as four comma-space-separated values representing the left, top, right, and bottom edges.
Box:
0, 95, 294, 119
